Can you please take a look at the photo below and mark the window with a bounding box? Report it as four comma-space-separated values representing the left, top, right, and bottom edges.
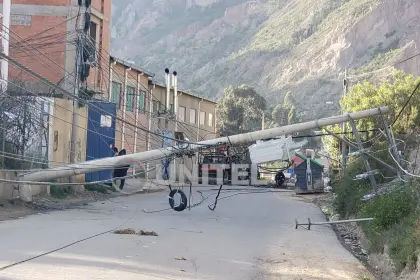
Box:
208, 113, 213, 127
190, 108, 196, 124
200, 111, 205, 125
169, 104, 174, 114
126, 86, 135, 112
89, 21, 97, 44
138, 91, 145, 113
178, 106, 186, 122
111, 82, 121, 108
152, 100, 159, 114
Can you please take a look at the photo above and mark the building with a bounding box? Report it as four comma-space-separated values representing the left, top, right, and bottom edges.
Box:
0, 0, 111, 180
108, 55, 154, 156
149, 82, 217, 142
108, 57, 217, 178
0, 0, 217, 183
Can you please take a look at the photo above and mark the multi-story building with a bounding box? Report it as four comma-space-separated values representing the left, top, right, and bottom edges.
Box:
108, 58, 217, 178
0, 0, 217, 183
0, 0, 111, 176
108, 55, 153, 155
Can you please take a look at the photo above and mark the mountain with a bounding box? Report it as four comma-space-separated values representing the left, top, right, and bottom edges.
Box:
111, 0, 420, 120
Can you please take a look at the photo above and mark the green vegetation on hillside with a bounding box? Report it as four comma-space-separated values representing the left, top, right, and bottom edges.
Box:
327, 71, 420, 273
333, 157, 420, 273
234, 0, 380, 57
351, 48, 402, 76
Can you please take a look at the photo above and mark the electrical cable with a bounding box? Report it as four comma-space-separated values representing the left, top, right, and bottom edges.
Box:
392, 80, 420, 126
0, 200, 142, 272
208, 184, 223, 211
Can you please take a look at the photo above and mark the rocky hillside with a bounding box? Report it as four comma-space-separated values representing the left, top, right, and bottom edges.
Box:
111, 0, 420, 120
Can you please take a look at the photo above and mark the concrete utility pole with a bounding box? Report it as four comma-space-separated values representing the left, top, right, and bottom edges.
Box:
1, 0, 10, 92
22, 107, 390, 182
1, 1, 11, 168
342, 69, 349, 170
146, 84, 154, 180
70, 2, 87, 166
262, 112, 265, 130
173, 71, 178, 132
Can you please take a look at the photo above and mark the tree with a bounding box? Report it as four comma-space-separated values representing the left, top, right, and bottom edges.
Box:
272, 103, 290, 126
322, 71, 420, 166
0, 95, 48, 169
216, 85, 266, 136
341, 71, 420, 133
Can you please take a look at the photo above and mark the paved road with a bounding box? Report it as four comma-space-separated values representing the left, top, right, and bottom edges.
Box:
0, 188, 372, 280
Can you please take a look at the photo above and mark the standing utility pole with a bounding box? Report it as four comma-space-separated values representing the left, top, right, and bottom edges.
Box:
341, 69, 348, 170
1, 0, 11, 168
173, 71, 178, 132
70, 2, 84, 165
262, 112, 265, 130
349, 118, 378, 194
146, 84, 154, 180
1, 0, 10, 92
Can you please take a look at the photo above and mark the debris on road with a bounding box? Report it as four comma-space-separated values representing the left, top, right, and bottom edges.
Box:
137, 230, 158, 236
174, 257, 187, 261
113, 228, 158, 236
114, 228, 137, 234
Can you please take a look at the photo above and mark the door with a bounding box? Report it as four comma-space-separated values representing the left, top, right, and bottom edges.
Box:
85, 100, 117, 183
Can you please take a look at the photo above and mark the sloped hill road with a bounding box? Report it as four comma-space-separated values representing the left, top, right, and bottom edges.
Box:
0, 188, 373, 280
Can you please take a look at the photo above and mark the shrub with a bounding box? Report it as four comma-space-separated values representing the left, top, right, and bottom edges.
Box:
333, 159, 371, 217
50, 185, 68, 199
360, 188, 416, 230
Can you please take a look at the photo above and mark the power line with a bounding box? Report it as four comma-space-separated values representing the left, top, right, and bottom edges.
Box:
392, 80, 420, 126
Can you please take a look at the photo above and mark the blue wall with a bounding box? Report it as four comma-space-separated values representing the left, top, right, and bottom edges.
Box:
85, 100, 117, 182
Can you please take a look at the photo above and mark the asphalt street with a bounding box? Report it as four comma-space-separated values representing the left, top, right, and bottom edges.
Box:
0, 188, 372, 280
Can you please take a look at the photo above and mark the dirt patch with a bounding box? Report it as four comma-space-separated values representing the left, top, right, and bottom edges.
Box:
0, 190, 119, 222
0, 199, 38, 221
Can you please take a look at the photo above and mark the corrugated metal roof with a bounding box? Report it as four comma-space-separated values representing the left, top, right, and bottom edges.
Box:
110, 55, 155, 77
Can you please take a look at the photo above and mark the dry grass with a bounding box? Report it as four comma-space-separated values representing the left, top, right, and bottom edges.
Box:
137, 230, 158, 236
113, 228, 158, 236
114, 228, 137, 234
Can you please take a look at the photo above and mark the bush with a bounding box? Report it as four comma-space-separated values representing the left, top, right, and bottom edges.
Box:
387, 217, 420, 273
360, 188, 416, 230
50, 185, 68, 199
358, 186, 420, 273
84, 184, 115, 194
333, 158, 371, 218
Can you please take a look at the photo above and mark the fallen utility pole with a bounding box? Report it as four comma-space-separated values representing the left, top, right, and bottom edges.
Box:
21, 107, 389, 182
323, 127, 398, 173
295, 217, 374, 230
